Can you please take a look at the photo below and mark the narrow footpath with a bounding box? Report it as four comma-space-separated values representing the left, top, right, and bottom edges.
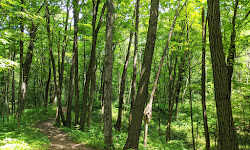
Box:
36, 118, 96, 150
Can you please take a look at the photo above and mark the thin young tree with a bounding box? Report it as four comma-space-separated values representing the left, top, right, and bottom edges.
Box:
66, 0, 79, 128
81, 0, 106, 130
129, 0, 140, 124
87, 1, 106, 129
115, 7, 135, 131
45, 0, 66, 126
166, 53, 178, 141
55, 0, 69, 126
44, 59, 51, 109
17, 0, 24, 127
74, 1, 80, 126
186, 6, 195, 150
201, 7, 210, 150
11, 51, 16, 114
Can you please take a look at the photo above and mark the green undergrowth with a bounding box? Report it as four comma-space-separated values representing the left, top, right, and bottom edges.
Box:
59, 98, 249, 150
0, 106, 57, 150
60, 104, 189, 150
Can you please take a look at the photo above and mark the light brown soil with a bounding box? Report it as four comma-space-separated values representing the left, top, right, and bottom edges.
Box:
36, 118, 96, 150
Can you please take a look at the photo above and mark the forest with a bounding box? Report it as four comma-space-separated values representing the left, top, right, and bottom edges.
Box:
0, 0, 249, 149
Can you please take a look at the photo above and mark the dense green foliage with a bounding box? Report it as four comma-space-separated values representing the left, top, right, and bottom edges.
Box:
0, 0, 249, 149
0, 106, 56, 150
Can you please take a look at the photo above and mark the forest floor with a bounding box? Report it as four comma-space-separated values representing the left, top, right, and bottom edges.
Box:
36, 118, 96, 150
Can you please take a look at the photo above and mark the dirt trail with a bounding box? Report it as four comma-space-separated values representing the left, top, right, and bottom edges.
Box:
36, 118, 96, 150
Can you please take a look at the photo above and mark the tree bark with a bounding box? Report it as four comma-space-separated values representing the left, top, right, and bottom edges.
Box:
44, 59, 51, 109
80, 0, 106, 130
55, 0, 69, 126
143, 0, 182, 145
66, 0, 79, 128
123, 0, 159, 149
4, 71, 10, 123
45, 0, 66, 126
201, 7, 210, 150
17, 0, 24, 127
186, 8, 195, 150
115, 8, 135, 131
87, 1, 106, 129
21, 21, 37, 110
207, 0, 239, 149
11, 51, 16, 114
103, 0, 114, 148
129, 0, 140, 125
227, 0, 238, 97
166, 53, 178, 142
74, 0, 80, 125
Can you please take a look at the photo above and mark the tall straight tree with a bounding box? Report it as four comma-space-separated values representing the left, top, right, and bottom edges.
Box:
45, 0, 66, 126
81, 0, 106, 130
11, 51, 16, 114
123, 0, 159, 149
56, 0, 69, 126
66, 0, 79, 127
17, 0, 24, 127
74, 0, 80, 126
143, 0, 183, 146
44, 59, 51, 109
130, 0, 140, 124
87, 1, 106, 129
115, 7, 135, 131
166, 52, 178, 141
201, 7, 210, 150
207, 0, 239, 149
103, 0, 114, 148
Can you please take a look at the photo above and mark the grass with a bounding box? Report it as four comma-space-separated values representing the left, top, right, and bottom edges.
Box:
59, 101, 192, 150
59, 98, 249, 150
0, 96, 248, 150
0, 106, 57, 150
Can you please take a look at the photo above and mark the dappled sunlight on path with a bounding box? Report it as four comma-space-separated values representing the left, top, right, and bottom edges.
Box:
36, 118, 96, 150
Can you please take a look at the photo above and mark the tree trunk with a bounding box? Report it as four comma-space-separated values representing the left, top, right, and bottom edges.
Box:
80, 0, 100, 130
166, 53, 178, 142
12, 51, 16, 114
17, 0, 24, 127
6, 71, 10, 123
123, 0, 159, 149
74, 0, 80, 125
201, 7, 210, 150
33, 70, 37, 107
1, 85, 4, 123
87, 64, 96, 128
115, 9, 135, 131
66, 0, 79, 128
4, 71, 9, 123
227, 0, 238, 96
56, 0, 69, 126
44, 59, 51, 109
129, 0, 140, 125
87, 1, 106, 129
99, 65, 105, 128
103, 0, 114, 148
207, 0, 239, 149
45, 0, 66, 126
186, 8, 195, 150
21, 21, 37, 110
143, 0, 182, 145
174, 25, 187, 118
